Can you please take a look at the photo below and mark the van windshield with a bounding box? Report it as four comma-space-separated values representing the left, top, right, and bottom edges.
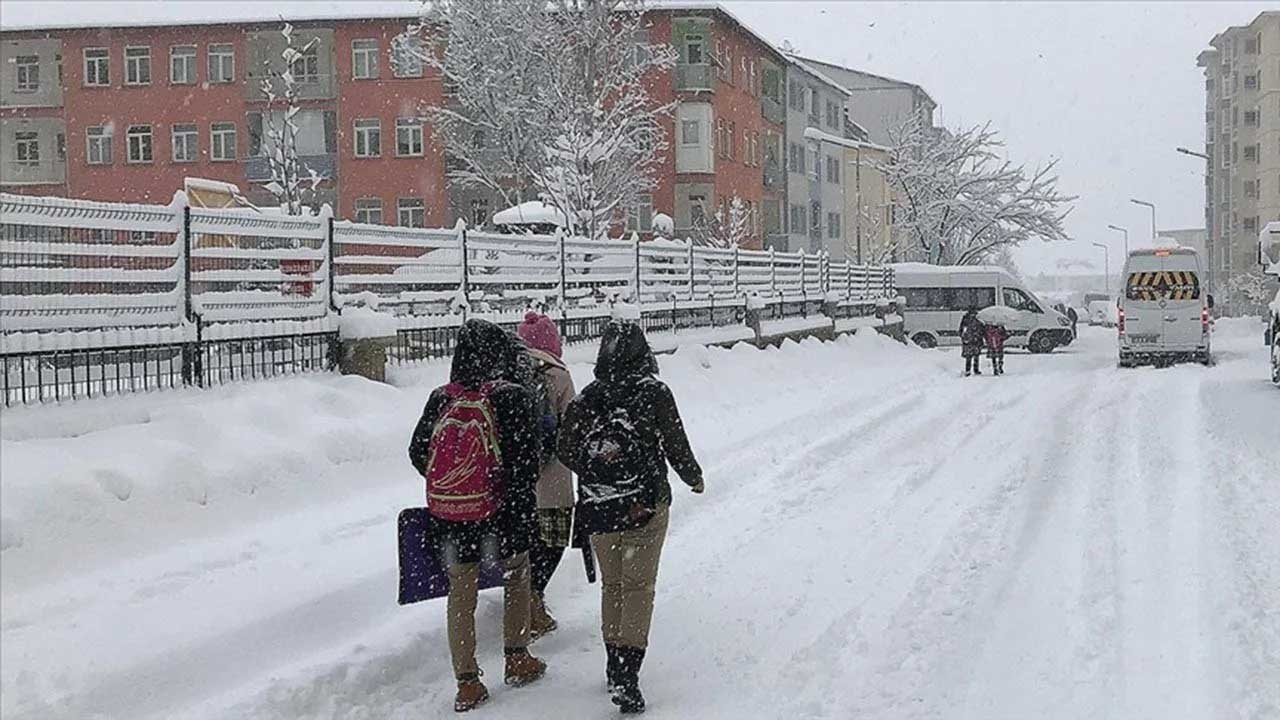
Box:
1125, 271, 1201, 301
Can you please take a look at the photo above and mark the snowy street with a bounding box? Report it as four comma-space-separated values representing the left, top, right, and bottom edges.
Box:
2, 321, 1277, 720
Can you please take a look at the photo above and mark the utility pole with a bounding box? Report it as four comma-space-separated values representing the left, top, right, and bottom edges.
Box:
1130, 198, 1157, 242
1107, 224, 1128, 257
1176, 146, 1214, 297
1092, 241, 1111, 296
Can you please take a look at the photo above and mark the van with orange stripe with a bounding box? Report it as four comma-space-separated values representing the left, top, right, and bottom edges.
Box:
1118, 246, 1214, 367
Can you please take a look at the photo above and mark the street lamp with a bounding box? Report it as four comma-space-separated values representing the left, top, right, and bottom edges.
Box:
1107, 224, 1129, 256
1091, 241, 1111, 295
1130, 198, 1157, 242
1176, 146, 1214, 296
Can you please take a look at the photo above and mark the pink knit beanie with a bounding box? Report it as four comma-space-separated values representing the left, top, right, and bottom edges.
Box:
517, 311, 562, 359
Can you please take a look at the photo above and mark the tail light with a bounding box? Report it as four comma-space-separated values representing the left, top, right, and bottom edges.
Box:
1202, 307, 1210, 333
1118, 307, 1125, 335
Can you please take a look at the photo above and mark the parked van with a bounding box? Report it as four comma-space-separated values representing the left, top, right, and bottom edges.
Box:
892, 263, 1075, 353
1117, 247, 1213, 367
1260, 222, 1280, 385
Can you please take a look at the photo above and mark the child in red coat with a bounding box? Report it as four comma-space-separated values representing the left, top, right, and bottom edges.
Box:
984, 323, 1010, 376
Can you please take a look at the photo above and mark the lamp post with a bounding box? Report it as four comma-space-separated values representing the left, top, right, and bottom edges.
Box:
1107, 224, 1129, 257
1176, 146, 1214, 296
1091, 241, 1111, 296
1130, 198, 1157, 242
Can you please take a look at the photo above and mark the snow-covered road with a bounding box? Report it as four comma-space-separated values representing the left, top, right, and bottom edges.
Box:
2, 321, 1277, 720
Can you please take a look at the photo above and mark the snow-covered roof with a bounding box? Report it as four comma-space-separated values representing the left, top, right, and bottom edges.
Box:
492, 201, 568, 228
793, 55, 937, 108
784, 53, 852, 97
803, 126, 892, 153
890, 262, 1011, 277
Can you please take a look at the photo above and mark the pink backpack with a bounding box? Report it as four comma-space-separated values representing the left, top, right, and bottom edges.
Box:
424, 382, 505, 522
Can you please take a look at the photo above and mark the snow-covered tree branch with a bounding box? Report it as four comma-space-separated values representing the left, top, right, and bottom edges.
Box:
258, 23, 323, 215
879, 117, 1075, 265
403, 0, 675, 238
697, 196, 750, 248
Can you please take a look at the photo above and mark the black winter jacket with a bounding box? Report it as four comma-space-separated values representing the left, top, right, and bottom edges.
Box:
408, 320, 540, 558
558, 321, 702, 511
959, 312, 984, 347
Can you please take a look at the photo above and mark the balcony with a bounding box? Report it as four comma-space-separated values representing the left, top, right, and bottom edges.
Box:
675, 64, 714, 92
245, 72, 337, 102
763, 162, 783, 190
762, 95, 785, 125
244, 154, 336, 183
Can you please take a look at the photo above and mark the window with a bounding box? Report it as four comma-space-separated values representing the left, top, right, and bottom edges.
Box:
15, 55, 39, 92
808, 87, 820, 120
789, 79, 804, 111
354, 119, 381, 157
352, 39, 379, 80
14, 132, 39, 166
684, 33, 704, 64
826, 156, 840, 184
126, 124, 153, 163
470, 198, 491, 227
827, 211, 841, 240
810, 202, 822, 237
171, 123, 198, 162
354, 198, 383, 224
398, 197, 425, 227
788, 142, 803, 173
741, 128, 749, 164
1244, 72, 1259, 90
807, 144, 819, 179
208, 44, 234, 83
170, 45, 196, 84
86, 125, 112, 164
1245, 144, 1259, 162
125, 46, 151, 85
1244, 216, 1258, 232
750, 132, 759, 168
789, 204, 805, 234
292, 44, 320, 84
762, 66, 781, 104
391, 35, 424, 78
1002, 287, 1040, 313
950, 287, 996, 310
1245, 109, 1260, 126
689, 195, 708, 228
826, 100, 840, 129
56, 132, 65, 161
210, 122, 236, 161
83, 48, 109, 86
396, 118, 424, 156
627, 194, 654, 233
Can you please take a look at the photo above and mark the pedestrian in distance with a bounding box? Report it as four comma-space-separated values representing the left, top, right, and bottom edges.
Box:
959, 307, 985, 377
558, 320, 704, 715
984, 321, 1011, 376
516, 311, 577, 640
407, 319, 547, 713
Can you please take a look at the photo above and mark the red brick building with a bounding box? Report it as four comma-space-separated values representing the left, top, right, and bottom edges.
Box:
2, 6, 783, 247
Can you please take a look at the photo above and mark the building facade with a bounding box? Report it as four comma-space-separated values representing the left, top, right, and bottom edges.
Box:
792, 56, 936, 147
780, 55, 851, 254
2, 6, 922, 254
1198, 11, 1280, 311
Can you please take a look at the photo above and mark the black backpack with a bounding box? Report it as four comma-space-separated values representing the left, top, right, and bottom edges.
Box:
531, 363, 559, 468
575, 402, 655, 535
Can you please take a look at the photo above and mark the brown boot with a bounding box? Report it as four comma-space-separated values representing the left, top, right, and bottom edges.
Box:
503, 648, 547, 687
454, 674, 489, 713
530, 594, 558, 641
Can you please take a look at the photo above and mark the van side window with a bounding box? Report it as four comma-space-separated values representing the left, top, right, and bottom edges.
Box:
951, 287, 996, 310
1003, 288, 1041, 313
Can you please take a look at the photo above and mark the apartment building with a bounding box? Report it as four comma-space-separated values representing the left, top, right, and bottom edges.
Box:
791, 56, 936, 147
1, 15, 445, 226
780, 54, 851, 254
1198, 11, 1280, 310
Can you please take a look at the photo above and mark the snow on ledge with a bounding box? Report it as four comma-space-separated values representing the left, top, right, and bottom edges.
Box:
339, 307, 400, 340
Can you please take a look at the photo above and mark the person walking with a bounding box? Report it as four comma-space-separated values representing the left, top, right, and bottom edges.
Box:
959, 308, 985, 377
407, 319, 547, 713
516, 311, 577, 639
984, 321, 1011, 376
558, 320, 704, 715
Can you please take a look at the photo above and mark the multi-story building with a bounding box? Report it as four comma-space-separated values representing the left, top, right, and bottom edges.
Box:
1, 14, 446, 227
2, 5, 924, 255
792, 56, 936, 147
780, 54, 851, 254
1158, 227, 1208, 258
1198, 11, 1280, 311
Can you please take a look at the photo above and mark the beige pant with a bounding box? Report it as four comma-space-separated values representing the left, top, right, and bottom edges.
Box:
591, 505, 670, 649
446, 551, 532, 678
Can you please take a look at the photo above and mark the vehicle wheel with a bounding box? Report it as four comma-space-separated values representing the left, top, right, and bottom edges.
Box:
1200, 352, 1212, 367
911, 332, 937, 349
1029, 332, 1056, 354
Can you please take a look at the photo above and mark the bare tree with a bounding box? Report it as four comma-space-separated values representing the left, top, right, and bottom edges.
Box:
1228, 268, 1278, 311
698, 196, 750, 248
404, 0, 675, 238
259, 23, 322, 215
880, 117, 1075, 265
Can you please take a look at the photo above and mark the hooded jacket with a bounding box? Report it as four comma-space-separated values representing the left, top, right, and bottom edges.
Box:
557, 321, 701, 512
407, 320, 540, 556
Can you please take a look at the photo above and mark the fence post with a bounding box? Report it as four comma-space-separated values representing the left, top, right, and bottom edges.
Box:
179, 200, 204, 388
325, 209, 337, 312
768, 247, 776, 297
557, 228, 567, 314
846, 257, 853, 301
633, 233, 642, 305
687, 240, 695, 302
733, 245, 740, 297
457, 220, 470, 321
799, 248, 807, 313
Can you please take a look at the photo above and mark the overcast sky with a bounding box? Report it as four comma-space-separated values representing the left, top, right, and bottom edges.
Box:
3, 0, 1271, 274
